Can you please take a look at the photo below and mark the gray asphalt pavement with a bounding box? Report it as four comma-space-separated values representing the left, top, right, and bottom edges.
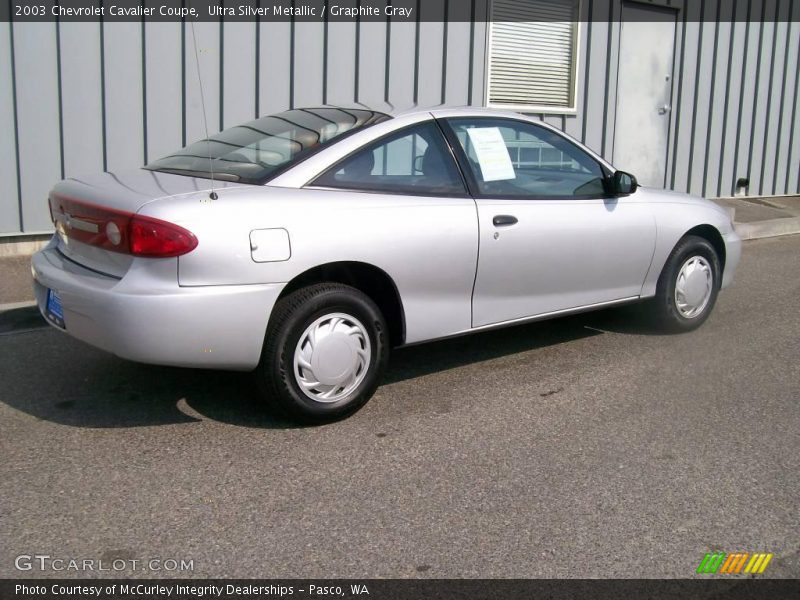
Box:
1, 235, 798, 579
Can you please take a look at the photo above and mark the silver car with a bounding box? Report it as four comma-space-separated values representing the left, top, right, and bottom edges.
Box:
32, 106, 741, 422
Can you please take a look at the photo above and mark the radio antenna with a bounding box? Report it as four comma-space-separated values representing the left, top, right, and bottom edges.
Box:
189, 21, 218, 200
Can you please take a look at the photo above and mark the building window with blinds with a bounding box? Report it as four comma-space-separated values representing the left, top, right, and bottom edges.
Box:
487, 0, 580, 112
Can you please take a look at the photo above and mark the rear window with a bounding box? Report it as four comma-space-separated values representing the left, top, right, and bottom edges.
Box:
145, 108, 390, 184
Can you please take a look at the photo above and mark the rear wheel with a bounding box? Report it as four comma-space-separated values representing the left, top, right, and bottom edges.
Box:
651, 235, 721, 332
256, 283, 389, 423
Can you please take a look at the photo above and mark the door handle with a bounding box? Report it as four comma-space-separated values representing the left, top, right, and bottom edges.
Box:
657, 104, 672, 115
493, 215, 518, 227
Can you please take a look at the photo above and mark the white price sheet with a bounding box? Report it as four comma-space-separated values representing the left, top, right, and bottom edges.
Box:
466, 127, 516, 182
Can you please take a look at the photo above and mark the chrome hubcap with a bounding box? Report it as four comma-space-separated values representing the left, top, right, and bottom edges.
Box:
293, 313, 371, 403
675, 255, 713, 318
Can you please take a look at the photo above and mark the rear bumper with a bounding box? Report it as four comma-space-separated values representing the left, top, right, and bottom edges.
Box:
31, 245, 284, 370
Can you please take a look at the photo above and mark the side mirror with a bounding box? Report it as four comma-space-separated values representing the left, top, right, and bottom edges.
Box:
609, 170, 638, 195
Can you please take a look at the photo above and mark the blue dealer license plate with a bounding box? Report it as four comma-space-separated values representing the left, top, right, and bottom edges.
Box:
46, 289, 66, 329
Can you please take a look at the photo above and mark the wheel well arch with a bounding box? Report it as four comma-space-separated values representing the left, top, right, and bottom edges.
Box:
278, 261, 406, 346
684, 224, 726, 272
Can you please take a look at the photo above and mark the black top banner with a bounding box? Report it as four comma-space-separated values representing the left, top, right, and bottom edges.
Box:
1, 579, 800, 600
2, 0, 799, 23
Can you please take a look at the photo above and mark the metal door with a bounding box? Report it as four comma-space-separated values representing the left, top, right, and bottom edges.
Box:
613, 3, 678, 188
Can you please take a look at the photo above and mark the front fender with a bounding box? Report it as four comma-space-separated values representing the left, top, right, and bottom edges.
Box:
638, 189, 737, 297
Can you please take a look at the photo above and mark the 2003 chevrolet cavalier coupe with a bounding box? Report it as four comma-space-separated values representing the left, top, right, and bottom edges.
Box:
32, 107, 741, 422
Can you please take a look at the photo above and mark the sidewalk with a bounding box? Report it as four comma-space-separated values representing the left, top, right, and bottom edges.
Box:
1, 195, 798, 307
715, 195, 800, 241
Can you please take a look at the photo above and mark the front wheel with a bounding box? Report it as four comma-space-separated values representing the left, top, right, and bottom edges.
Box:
256, 283, 389, 423
650, 235, 721, 332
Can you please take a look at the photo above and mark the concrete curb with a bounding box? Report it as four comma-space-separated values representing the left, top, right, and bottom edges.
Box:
0, 234, 50, 258
0, 300, 36, 312
735, 217, 800, 241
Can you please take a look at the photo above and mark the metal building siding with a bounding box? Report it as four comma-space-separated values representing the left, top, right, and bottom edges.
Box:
12, 22, 62, 233
222, 21, 258, 129
663, 0, 800, 198
0, 0, 798, 235
0, 22, 20, 233
144, 22, 183, 162
106, 22, 146, 171
574, 0, 799, 198
784, 2, 800, 194
59, 23, 104, 181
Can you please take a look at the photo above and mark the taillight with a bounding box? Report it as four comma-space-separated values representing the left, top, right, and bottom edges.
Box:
129, 214, 198, 257
49, 193, 198, 258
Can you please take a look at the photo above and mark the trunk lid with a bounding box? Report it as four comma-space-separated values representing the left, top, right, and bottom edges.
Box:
50, 169, 245, 277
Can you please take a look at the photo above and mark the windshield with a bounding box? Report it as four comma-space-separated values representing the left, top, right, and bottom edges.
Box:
145, 107, 390, 184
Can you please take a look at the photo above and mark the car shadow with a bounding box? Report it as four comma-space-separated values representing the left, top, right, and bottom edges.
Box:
385, 312, 602, 385
0, 303, 657, 429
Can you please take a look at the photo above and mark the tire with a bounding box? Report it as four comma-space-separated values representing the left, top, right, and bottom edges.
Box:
651, 235, 721, 332
256, 283, 389, 423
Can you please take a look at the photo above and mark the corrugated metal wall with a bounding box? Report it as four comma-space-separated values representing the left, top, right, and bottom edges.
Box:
573, 0, 800, 200
1, 0, 798, 235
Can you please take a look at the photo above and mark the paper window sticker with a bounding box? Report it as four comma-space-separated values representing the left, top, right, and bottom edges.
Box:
466, 127, 516, 182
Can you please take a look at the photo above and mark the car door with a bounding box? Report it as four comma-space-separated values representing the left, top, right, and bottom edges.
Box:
441, 116, 656, 328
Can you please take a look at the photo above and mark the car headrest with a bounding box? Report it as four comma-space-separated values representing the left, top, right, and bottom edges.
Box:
421, 146, 446, 176
343, 151, 375, 178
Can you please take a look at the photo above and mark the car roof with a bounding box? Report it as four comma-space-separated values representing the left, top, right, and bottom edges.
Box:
298, 104, 526, 120
393, 105, 523, 119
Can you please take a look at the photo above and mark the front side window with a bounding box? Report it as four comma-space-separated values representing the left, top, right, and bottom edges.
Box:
146, 108, 389, 184
446, 118, 606, 198
312, 121, 465, 196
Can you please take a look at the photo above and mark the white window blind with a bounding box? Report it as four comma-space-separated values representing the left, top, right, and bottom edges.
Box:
488, 0, 579, 110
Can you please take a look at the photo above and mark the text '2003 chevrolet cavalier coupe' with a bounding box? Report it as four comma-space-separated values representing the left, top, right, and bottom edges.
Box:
32, 107, 741, 422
